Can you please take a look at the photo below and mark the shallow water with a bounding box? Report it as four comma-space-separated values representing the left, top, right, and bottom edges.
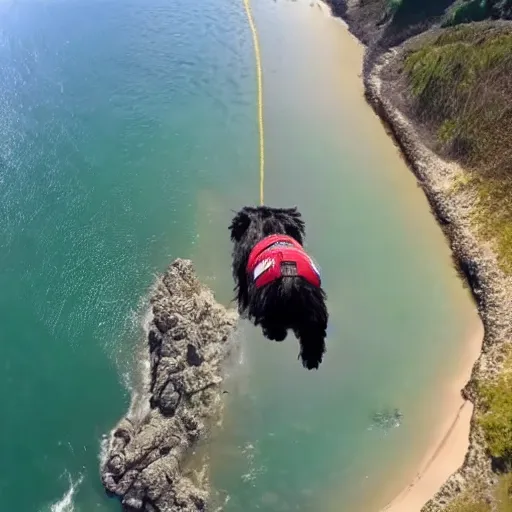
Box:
198, 2, 479, 511
0, 0, 476, 511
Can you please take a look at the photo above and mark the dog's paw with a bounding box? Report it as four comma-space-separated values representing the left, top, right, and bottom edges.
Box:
305, 361, 320, 370
263, 326, 287, 342
299, 354, 321, 370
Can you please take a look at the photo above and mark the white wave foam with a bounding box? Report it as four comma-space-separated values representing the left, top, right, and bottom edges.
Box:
237, 333, 246, 366
222, 323, 246, 375
213, 493, 231, 512
107, 281, 154, 399
240, 441, 266, 487
100, 287, 155, 466
119, 286, 154, 420
125, 305, 153, 422
141, 303, 154, 333
47, 473, 83, 512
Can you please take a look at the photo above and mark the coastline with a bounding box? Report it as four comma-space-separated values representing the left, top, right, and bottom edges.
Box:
384, 403, 473, 512
319, 2, 512, 510
365, 47, 512, 512
381, 324, 482, 512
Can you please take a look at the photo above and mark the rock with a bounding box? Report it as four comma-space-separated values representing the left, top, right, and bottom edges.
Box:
107, 453, 125, 475
148, 329, 162, 353
186, 344, 203, 367
154, 308, 179, 334
101, 259, 238, 511
159, 381, 181, 416
370, 408, 403, 432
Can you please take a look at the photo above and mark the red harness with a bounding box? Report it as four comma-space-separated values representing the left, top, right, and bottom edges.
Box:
246, 234, 321, 289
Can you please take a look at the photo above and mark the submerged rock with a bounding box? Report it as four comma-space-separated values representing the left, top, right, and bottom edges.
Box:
101, 259, 238, 511
369, 408, 403, 432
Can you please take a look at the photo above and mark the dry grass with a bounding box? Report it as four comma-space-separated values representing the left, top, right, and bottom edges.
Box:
445, 498, 490, 512
477, 350, 512, 466
495, 473, 512, 512
444, 474, 512, 511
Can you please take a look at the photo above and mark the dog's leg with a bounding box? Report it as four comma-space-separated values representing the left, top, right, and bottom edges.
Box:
261, 322, 287, 342
294, 325, 326, 370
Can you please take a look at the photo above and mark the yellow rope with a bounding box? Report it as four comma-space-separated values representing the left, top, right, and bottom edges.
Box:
243, 0, 265, 205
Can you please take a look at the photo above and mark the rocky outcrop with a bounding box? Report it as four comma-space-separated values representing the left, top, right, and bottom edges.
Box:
324, 0, 462, 48
101, 259, 238, 511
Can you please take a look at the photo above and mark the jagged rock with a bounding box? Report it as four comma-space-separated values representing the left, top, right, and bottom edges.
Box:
101, 259, 238, 511
148, 329, 162, 353
187, 344, 203, 367
154, 308, 179, 334
159, 381, 180, 416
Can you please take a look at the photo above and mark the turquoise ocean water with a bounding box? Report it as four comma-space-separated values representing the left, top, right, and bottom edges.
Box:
0, 1, 477, 511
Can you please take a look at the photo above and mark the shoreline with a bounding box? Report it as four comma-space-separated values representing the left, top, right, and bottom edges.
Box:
381, 323, 483, 512
319, 2, 512, 510
383, 403, 472, 512
364, 45, 512, 512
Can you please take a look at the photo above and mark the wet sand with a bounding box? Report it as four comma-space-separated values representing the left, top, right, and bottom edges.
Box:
381, 323, 483, 512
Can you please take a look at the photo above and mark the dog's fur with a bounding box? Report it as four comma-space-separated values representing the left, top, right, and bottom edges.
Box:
229, 206, 328, 370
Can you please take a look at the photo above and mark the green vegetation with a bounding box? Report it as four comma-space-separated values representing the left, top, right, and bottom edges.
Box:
378, 0, 510, 47
403, 24, 512, 271
387, 0, 403, 16
443, 0, 512, 27
392, 0, 460, 28
389, 0, 511, 30
477, 353, 512, 465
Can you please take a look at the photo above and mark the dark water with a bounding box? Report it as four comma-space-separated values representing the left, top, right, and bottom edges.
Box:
0, 0, 476, 511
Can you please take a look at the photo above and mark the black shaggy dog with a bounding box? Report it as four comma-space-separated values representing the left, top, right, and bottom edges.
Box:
229, 206, 328, 370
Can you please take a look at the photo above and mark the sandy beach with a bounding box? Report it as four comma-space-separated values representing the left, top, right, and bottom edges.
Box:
381, 322, 484, 512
